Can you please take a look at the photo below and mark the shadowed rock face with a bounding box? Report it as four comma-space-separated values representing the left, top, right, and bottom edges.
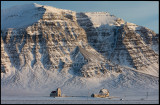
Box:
1, 4, 159, 80
76, 12, 159, 76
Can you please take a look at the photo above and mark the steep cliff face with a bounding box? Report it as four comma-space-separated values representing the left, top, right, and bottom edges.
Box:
1, 36, 11, 73
1, 3, 116, 78
118, 23, 159, 76
1, 3, 159, 89
76, 12, 159, 77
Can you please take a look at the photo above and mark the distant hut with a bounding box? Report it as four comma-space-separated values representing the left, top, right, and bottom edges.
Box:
57, 88, 61, 97
99, 88, 109, 95
50, 88, 61, 97
91, 88, 109, 98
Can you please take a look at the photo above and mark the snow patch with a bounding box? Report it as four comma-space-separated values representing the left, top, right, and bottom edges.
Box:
1, 3, 45, 30
85, 12, 118, 27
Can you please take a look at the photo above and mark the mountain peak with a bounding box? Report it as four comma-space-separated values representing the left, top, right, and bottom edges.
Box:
33, 3, 43, 7
1, 3, 46, 30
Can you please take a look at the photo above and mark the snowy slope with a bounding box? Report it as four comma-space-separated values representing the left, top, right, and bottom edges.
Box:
1, 67, 158, 96
1, 3, 45, 29
85, 12, 118, 27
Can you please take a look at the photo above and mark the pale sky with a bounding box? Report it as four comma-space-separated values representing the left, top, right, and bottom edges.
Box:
1, 1, 159, 33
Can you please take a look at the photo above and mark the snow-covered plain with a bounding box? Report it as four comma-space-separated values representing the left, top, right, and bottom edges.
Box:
1, 86, 159, 104
1, 90, 159, 104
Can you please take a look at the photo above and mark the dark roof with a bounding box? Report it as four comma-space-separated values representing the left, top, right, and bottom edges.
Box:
51, 91, 56, 93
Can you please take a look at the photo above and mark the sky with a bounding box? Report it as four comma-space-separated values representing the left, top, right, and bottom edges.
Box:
1, 1, 159, 33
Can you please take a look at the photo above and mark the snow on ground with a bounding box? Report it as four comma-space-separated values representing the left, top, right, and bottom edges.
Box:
1, 68, 159, 104
1, 86, 159, 104
1, 100, 158, 104
1, 91, 159, 104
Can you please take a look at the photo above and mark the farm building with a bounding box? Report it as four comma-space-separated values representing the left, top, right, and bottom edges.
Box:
50, 88, 61, 97
91, 88, 109, 98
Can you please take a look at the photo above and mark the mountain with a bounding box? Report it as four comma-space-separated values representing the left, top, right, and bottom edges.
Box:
1, 3, 159, 96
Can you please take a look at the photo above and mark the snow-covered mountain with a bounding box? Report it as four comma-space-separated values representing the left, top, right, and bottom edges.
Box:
1, 3, 159, 96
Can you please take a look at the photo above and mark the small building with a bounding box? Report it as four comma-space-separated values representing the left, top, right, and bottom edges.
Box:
50, 88, 61, 97
91, 88, 109, 98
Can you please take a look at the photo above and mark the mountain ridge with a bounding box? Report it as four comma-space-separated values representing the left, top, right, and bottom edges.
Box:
1, 3, 159, 94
